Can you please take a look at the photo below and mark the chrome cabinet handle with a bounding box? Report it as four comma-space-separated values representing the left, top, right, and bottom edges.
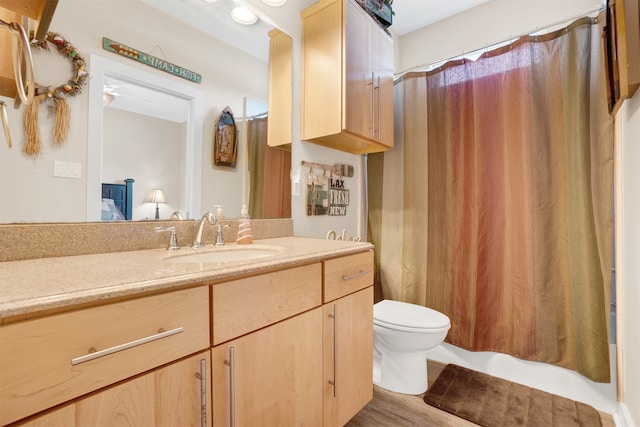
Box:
224, 347, 236, 427
370, 72, 375, 138
376, 75, 381, 140
71, 326, 184, 365
200, 358, 207, 427
342, 270, 372, 281
328, 304, 337, 397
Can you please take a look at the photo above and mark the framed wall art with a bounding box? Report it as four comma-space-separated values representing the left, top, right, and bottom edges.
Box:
213, 106, 237, 168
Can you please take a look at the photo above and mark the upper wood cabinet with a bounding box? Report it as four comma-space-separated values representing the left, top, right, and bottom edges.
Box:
301, 0, 394, 154
267, 28, 293, 148
0, 0, 58, 99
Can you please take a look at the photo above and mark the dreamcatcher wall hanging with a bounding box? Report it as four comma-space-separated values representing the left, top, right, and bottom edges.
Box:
23, 32, 88, 156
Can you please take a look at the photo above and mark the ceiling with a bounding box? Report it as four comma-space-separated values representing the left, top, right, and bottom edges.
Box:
390, 0, 491, 35
118, 0, 493, 121
143, 0, 493, 62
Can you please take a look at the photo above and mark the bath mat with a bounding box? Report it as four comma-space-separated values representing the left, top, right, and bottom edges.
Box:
424, 364, 602, 427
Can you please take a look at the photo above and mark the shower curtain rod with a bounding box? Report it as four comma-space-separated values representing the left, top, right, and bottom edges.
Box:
237, 111, 268, 120
393, 6, 604, 79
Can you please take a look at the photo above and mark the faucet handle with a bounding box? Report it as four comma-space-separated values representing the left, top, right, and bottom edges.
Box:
216, 224, 230, 246
155, 226, 180, 250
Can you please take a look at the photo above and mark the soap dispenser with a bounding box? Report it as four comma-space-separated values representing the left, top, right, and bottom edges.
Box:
215, 205, 225, 220
236, 205, 253, 244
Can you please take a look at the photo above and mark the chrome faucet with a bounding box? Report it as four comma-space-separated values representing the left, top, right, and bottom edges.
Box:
216, 224, 230, 246
192, 212, 217, 248
155, 226, 180, 250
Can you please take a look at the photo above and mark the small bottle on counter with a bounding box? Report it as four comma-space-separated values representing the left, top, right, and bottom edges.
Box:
236, 205, 253, 244
215, 205, 225, 220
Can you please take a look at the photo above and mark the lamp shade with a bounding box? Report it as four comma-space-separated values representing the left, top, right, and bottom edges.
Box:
149, 188, 165, 204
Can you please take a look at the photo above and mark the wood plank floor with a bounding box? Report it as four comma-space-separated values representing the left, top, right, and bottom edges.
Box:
346, 360, 616, 427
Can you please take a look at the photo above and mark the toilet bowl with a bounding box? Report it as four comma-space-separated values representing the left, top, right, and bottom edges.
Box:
373, 299, 451, 395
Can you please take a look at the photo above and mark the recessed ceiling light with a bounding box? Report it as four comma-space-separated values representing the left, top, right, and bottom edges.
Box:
262, 0, 287, 6
231, 6, 258, 25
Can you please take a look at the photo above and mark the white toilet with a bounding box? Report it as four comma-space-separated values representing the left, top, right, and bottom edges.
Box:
373, 299, 451, 395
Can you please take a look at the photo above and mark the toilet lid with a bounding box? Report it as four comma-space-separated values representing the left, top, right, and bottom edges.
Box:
374, 300, 450, 331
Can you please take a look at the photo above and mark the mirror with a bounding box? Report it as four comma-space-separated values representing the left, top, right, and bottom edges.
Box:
87, 54, 203, 222
0, 0, 292, 223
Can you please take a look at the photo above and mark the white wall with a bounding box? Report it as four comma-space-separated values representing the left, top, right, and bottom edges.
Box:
394, 0, 602, 75
619, 90, 640, 427
103, 109, 185, 220
0, 0, 267, 222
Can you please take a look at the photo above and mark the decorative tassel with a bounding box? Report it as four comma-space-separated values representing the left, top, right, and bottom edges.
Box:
53, 98, 70, 145
23, 93, 48, 156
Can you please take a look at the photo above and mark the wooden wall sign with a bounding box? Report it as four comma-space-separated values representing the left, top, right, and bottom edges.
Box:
328, 177, 349, 216
102, 37, 201, 84
213, 107, 238, 168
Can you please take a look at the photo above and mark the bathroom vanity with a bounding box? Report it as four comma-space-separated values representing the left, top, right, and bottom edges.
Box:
0, 236, 373, 426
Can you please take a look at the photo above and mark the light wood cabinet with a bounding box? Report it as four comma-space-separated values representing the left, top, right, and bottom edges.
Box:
212, 263, 323, 426
212, 308, 324, 427
323, 287, 373, 427
0, 0, 58, 99
322, 251, 374, 426
301, 0, 394, 154
211, 254, 373, 427
212, 263, 322, 345
19, 351, 212, 427
0, 286, 210, 425
267, 28, 293, 148
3, 249, 373, 427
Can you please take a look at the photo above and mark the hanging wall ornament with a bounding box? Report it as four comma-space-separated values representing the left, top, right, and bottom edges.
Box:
23, 32, 88, 156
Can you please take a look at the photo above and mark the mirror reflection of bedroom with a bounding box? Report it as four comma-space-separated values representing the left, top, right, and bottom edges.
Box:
100, 75, 189, 222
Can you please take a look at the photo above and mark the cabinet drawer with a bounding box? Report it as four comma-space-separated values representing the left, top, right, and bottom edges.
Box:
213, 263, 322, 345
0, 286, 210, 426
323, 251, 374, 302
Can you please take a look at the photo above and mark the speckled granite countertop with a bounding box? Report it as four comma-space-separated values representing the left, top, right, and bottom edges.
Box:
0, 236, 373, 320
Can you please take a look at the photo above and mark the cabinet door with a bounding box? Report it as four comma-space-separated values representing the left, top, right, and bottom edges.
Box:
213, 308, 323, 427
267, 28, 293, 148
371, 24, 394, 148
344, 0, 373, 140
20, 352, 212, 427
15, 405, 75, 427
0, 286, 209, 426
323, 287, 373, 427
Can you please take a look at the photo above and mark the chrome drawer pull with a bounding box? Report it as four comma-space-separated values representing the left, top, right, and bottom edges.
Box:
328, 304, 337, 397
342, 270, 371, 281
225, 347, 236, 427
200, 359, 207, 427
71, 327, 184, 365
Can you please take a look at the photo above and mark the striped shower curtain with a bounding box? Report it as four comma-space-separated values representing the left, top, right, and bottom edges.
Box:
368, 17, 614, 382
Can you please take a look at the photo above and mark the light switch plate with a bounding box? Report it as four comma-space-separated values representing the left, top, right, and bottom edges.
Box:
53, 160, 82, 179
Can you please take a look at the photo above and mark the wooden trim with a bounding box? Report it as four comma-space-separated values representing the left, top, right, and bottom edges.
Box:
606, 0, 640, 114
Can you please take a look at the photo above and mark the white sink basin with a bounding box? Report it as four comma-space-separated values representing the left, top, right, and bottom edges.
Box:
167, 245, 282, 264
